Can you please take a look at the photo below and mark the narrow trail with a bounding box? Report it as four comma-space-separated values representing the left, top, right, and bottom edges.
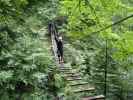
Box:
49, 22, 105, 100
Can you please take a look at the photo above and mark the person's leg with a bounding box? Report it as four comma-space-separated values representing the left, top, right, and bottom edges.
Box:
58, 56, 61, 63
57, 50, 60, 62
59, 56, 62, 64
61, 56, 64, 63
58, 50, 63, 63
60, 50, 64, 63
57, 50, 61, 63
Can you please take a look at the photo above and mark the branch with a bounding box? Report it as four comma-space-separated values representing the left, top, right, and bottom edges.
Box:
80, 18, 96, 27
92, 14, 133, 34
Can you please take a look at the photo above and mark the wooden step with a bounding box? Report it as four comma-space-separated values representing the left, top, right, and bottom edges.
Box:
60, 69, 72, 72
72, 84, 94, 91
60, 69, 77, 74
82, 95, 105, 100
66, 77, 82, 81
63, 72, 75, 75
64, 73, 80, 77
68, 80, 86, 85
73, 87, 95, 93
59, 67, 72, 69
70, 81, 89, 86
59, 66, 71, 69
59, 67, 72, 70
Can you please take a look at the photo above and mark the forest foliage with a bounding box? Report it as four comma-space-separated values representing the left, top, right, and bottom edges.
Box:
59, 0, 133, 100
0, 0, 133, 100
0, 0, 65, 100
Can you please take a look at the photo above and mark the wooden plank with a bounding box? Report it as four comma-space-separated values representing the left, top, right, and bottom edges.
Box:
70, 82, 89, 86
73, 87, 95, 93
65, 74, 80, 78
59, 66, 71, 69
60, 70, 72, 72
66, 77, 82, 81
72, 84, 95, 92
63, 72, 75, 75
59, 67, 72, 70
82, 95, 105, 100
68, 80, 85, 85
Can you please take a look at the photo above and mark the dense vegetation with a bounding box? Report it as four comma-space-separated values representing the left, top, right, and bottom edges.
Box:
0, 0, 133, 100
59, 0, 133, 100
0, 0, 64, 99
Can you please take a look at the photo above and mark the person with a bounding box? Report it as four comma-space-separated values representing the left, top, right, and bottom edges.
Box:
55, 35, 64, 63
48, 22, 52, 35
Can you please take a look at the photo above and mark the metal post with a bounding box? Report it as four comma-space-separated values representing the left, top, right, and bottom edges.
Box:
104, 39, 108, 98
